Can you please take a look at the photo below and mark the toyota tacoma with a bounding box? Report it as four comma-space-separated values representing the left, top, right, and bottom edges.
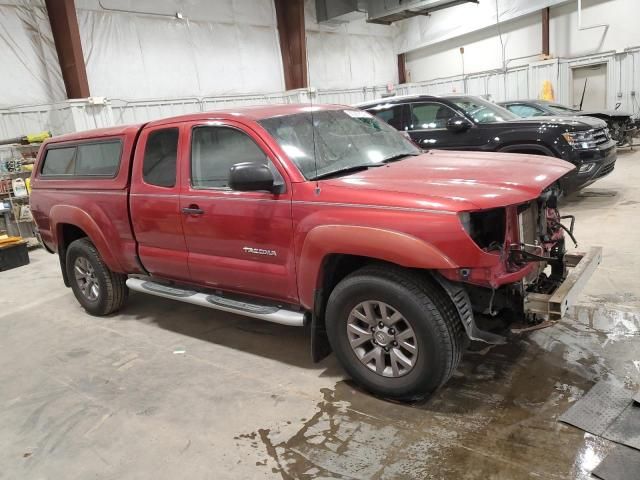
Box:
30, 105, 601, 400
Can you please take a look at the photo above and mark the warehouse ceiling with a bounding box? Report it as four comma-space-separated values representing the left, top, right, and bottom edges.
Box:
316, 0, 479, 25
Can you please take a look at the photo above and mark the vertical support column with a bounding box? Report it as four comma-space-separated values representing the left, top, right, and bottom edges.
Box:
274, 0, 308, 90
45, 0, 90, 99
398, 53, 407, 84
542, 7, 550, 56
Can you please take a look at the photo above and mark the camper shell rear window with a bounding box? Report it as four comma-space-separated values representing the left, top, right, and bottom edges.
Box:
41, 139, 123, 178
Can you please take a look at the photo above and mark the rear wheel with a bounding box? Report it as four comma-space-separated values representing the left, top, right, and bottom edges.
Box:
66, 238, 128, 316
325, 265, 465, 400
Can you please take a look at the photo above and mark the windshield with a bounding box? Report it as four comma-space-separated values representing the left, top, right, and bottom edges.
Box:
546, 103, 580, 114
259, 109, 420, 180
451, 96, 518, 124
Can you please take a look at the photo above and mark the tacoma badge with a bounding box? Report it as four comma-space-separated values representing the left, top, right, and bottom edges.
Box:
243, 247, 277, 257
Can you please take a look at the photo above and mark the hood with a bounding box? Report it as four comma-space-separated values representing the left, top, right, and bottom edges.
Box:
504, 115, 607, 129
579, 110, 633, 119
321, 150, 574, 212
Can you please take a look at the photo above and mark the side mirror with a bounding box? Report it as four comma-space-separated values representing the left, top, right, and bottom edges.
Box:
229, 162, 279, 193
446, 116, 473, 133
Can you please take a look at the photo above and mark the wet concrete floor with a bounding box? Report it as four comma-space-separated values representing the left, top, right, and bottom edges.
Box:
1, 150, 640, 479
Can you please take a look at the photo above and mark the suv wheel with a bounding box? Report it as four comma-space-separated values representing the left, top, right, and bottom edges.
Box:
66, 238, 128, 316
325, 265, 465, 400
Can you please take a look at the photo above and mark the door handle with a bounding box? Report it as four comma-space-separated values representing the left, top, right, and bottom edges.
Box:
182, 205, 204, 215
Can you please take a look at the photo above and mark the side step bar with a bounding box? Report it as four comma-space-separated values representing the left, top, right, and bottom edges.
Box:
126, 278, 305, 327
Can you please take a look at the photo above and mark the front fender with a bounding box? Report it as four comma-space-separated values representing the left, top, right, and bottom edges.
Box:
297, 225, 457, 309
51, 205, 124, 273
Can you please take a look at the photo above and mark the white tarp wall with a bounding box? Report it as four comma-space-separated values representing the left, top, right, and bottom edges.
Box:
304, 0, 397, 91
76, 0, 286, 99
395, 0, 570, 55
399, 0, 640, 112
0, 0, 65, 106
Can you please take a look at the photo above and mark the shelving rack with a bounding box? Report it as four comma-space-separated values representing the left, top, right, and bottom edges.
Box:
0, 144, 39, 245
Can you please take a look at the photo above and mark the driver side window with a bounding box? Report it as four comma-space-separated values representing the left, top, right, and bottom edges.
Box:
409, 103, 457, 130
191, 126, 268, 189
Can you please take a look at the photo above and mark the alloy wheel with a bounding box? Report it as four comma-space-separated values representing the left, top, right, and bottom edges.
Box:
74, 257, 100, 301
346, 300, 418, 378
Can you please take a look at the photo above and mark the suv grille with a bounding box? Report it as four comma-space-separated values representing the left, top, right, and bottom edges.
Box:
592, 128, 610, 145
596, 161, 616, 178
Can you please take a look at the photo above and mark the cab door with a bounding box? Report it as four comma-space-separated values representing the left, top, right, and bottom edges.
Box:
130, 124, 190, 281
178, 120, 297, 303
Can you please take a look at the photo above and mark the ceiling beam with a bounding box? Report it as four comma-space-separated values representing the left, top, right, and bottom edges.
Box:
274, 0, 308, 90
45, 0, 90, 99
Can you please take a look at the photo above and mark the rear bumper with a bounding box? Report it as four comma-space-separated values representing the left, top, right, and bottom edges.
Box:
523, 246, 602, 321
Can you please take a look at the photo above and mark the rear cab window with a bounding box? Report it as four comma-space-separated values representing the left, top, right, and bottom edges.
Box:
142, 128, 179, 188
40, 139, 122, 178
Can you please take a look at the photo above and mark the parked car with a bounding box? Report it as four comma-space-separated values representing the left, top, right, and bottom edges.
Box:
499, 99, 636, 147
30, 105, 601, 400
358, 95, 617, 194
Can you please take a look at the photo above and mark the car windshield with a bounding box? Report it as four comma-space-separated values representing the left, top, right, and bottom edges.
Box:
546, 103, 580, 114
451, 96, 518, 124
258, 109, 420, 180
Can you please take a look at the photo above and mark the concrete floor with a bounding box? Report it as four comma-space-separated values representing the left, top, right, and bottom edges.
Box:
2, 150, 640, 480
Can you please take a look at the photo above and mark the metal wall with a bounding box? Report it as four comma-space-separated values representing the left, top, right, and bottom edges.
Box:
398, 49, 640, 114
2, 48, 640, 139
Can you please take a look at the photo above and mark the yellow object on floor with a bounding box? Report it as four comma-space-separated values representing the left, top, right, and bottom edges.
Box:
0, 235, 23, 247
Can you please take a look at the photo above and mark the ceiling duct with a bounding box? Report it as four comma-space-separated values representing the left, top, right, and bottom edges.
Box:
315, 0, 366, 24
365, 0, 479, 25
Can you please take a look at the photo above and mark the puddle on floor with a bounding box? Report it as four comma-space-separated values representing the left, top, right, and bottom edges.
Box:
241, 338, 620, 479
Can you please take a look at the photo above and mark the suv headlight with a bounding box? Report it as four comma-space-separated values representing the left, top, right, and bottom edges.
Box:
562, 131, 597, 149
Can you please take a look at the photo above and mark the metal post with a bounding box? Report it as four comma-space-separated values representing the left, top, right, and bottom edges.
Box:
45, 0, 90, 99
542, 7, 550, 56
274, 0, 308, 90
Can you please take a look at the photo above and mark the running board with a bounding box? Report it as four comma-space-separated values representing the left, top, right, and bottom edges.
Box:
125, 278, 305, 327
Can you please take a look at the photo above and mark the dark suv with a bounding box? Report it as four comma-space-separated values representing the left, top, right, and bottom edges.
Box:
358, 95, 617, 193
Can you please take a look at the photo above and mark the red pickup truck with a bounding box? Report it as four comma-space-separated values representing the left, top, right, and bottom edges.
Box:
30, 104, 601, 400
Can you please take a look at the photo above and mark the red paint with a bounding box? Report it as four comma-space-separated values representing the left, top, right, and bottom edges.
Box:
31, 104, 572, 309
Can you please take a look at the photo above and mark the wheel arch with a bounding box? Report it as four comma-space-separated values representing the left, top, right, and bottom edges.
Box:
498, 143, 556, 157
52, 205, 124, 285
301, 225, 457, 362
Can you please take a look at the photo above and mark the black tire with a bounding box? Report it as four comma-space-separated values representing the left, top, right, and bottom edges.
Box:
325, 264, 465, 400
66, 238, 128, 316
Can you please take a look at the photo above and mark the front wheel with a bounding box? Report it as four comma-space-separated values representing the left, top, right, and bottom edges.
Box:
66, 238, 128, 316
325, 265, 465, 400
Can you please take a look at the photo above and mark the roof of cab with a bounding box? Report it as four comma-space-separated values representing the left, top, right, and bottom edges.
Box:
146, 103, 346, 127
43, 104, 348, 144
44, 123, 144, 144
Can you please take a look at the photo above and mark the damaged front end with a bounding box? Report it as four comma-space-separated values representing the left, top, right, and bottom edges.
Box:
510, 187, 602, 323
439, 185, 601, 343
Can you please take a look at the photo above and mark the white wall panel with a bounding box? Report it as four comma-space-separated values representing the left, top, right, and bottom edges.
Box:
0, 1, 66, 106
76, 0, 284, 100
550, 0, 640, 57
395, 0, 570, 54
304, 0, 397, 89
405, 12, 543, 83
